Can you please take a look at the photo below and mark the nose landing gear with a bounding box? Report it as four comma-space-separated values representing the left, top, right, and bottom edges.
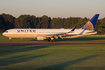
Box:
9, 37, 12, 42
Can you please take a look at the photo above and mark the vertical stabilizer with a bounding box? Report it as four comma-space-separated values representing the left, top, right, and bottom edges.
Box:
82, 14, 99, 30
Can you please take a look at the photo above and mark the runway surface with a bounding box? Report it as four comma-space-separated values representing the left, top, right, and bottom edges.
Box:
0, 41, 105, 46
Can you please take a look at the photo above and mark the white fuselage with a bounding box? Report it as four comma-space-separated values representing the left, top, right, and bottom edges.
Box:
2, 28, 96, 39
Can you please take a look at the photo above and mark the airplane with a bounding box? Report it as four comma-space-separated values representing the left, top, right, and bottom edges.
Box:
2, 14, 99, 42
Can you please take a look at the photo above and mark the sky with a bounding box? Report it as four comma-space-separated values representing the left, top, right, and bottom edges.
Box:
0, 0, 105, 19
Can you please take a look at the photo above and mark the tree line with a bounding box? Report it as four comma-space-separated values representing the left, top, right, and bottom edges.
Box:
0, 13, 105, 34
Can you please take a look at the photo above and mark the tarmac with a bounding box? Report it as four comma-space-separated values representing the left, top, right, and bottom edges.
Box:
0, 41, 105, 46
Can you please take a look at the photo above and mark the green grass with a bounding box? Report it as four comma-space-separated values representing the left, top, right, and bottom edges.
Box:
0, 35, 105, 41
0, 44, 105, 70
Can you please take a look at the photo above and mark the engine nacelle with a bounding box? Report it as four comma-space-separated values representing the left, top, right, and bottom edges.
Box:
36, 35, 45, 40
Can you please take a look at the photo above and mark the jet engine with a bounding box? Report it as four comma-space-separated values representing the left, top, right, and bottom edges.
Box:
36, 35, 45, 40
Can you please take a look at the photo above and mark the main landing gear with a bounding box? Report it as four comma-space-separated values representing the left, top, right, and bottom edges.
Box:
48, 38, 55, 42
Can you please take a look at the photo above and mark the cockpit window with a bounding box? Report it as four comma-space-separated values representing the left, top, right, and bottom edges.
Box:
6, 31, 8, 33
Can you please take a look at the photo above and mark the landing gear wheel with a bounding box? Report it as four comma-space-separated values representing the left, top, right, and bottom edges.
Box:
48, 39, 55, 42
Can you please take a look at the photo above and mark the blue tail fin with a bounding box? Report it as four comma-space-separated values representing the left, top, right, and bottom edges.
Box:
82, 14, 99, 30
89, 14, 99, 28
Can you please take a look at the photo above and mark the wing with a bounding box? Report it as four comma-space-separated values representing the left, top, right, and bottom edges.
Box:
45, 25, 77, 38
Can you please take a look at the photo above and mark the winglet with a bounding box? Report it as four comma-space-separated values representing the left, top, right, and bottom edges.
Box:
68, 25, 77, 33
61, 26, 64, 29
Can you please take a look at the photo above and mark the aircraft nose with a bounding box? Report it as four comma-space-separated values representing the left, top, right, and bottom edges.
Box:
2, 32, 5, 36
2, 32, 6, 36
